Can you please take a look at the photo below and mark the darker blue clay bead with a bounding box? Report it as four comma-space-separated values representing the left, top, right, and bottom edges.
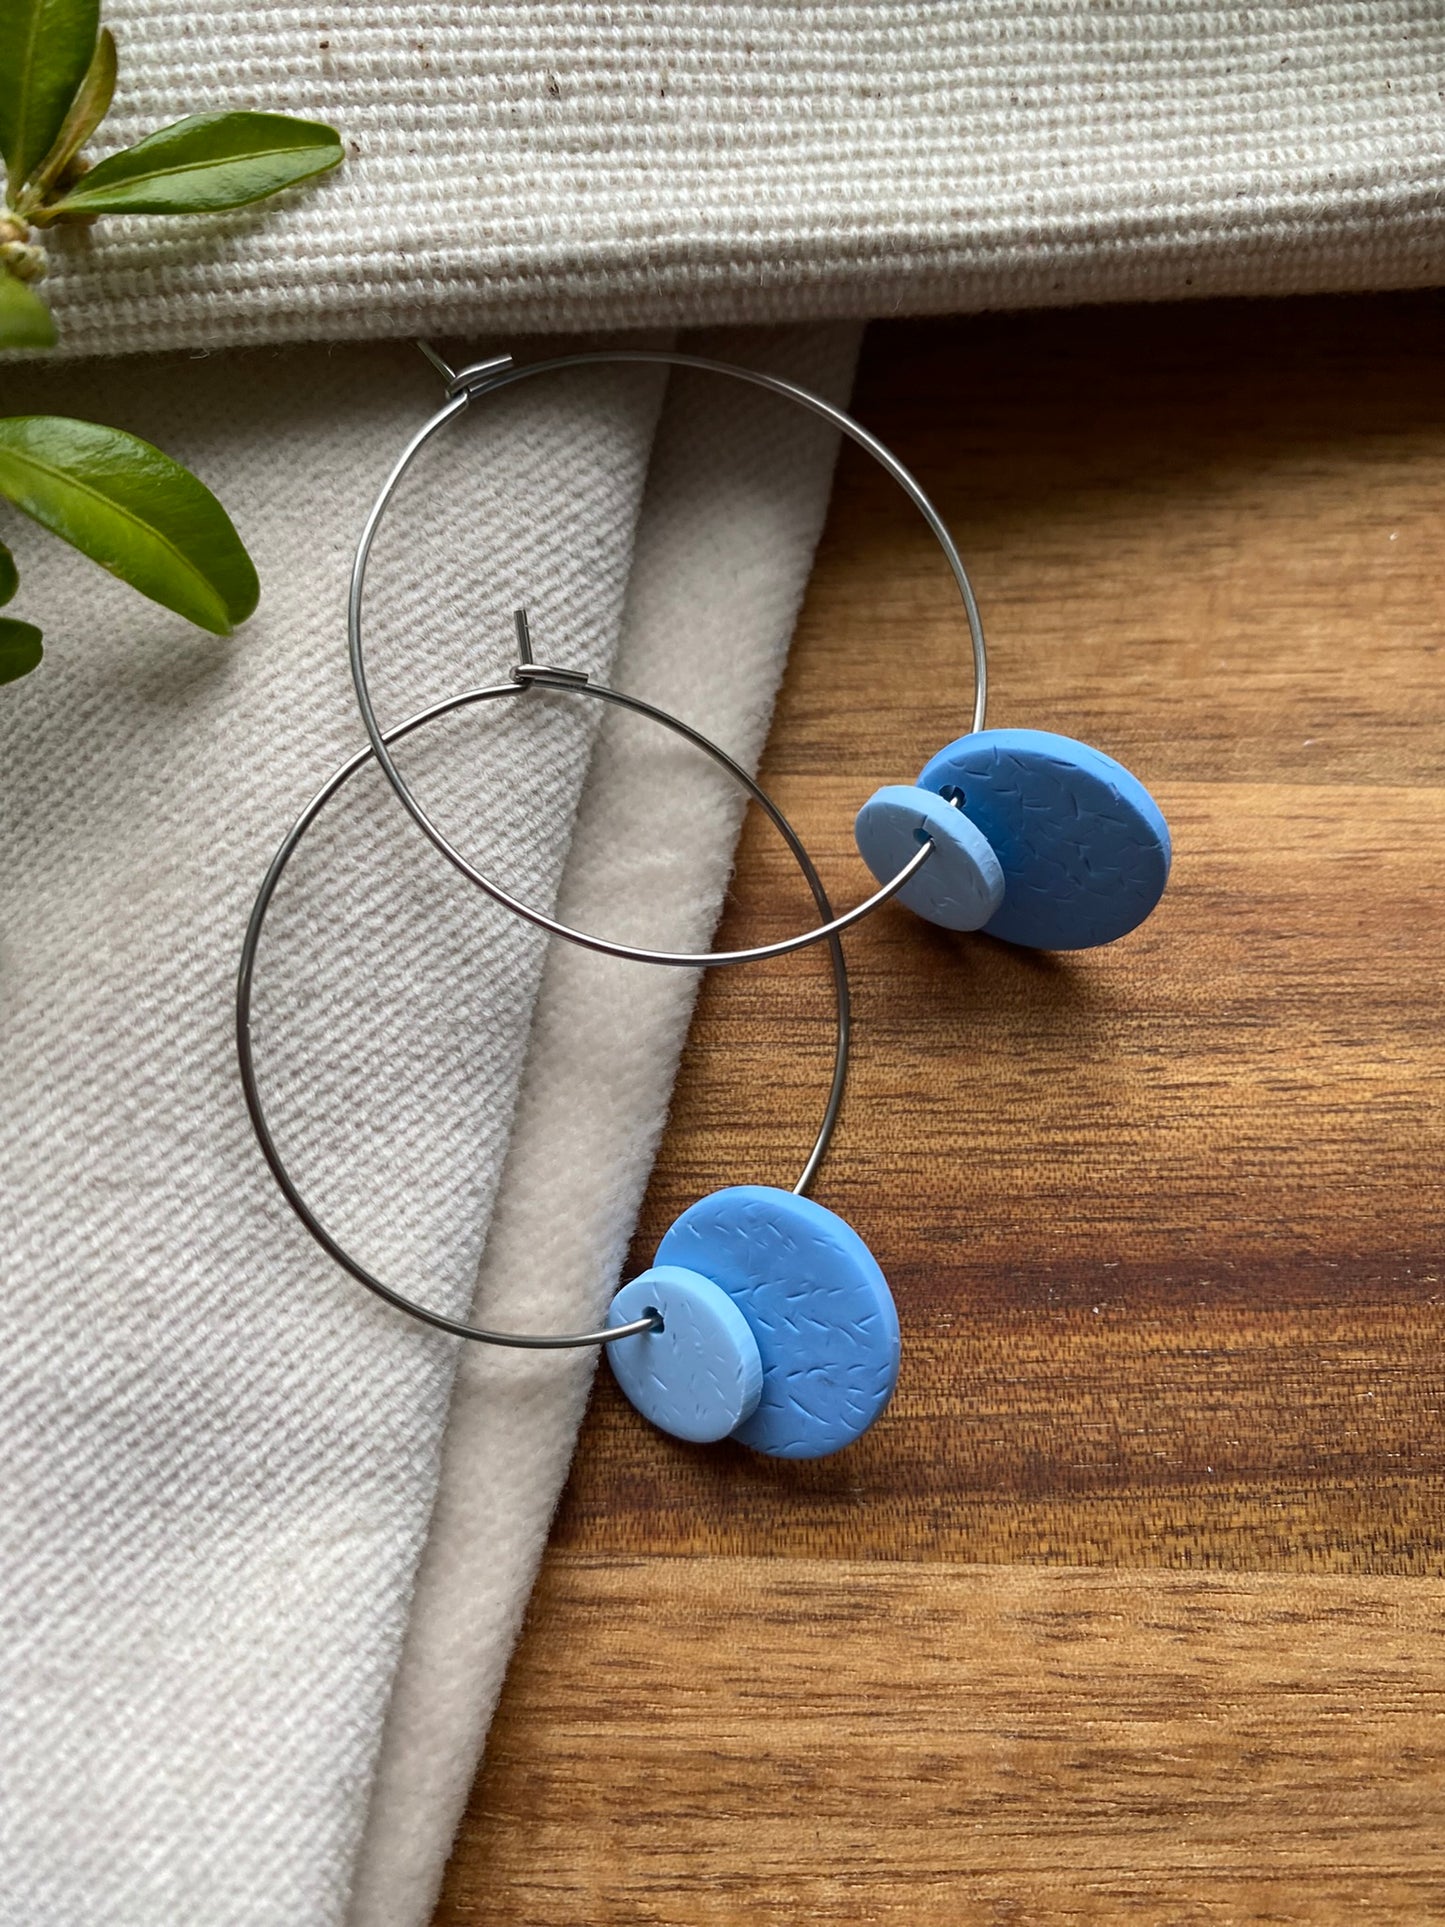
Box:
654, 1185, 899, 1460
917, 727, 1170, 949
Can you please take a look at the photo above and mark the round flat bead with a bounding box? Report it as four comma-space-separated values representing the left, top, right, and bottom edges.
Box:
917, 727, 1171, 950
655, 1186, 899, 1460
854, 783, 1005, 931
606, 1265, 763, 1445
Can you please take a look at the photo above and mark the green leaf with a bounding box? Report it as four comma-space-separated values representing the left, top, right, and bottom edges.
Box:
46, 112, 344, 217
0, 538, 16, 606
0, 271, 57, 349
0, 417, 259, 635
0, 0, 99, 198
0, 615, 43, 684
20, 25, 115, 209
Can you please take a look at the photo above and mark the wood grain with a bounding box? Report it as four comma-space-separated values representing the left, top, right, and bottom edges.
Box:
446, 1556, 1445, 1925
435, 293, 1445, 1922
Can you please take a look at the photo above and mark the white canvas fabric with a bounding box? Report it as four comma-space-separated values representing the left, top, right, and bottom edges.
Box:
0, 323, 858, 1925
38, 1, 1445, 360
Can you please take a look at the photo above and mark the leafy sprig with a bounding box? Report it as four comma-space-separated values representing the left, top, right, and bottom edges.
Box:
0, 0, 342, 682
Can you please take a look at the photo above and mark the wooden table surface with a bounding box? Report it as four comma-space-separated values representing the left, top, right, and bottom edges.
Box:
436, 293, 1445, 1924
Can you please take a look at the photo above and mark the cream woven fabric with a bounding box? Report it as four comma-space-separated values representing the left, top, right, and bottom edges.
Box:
41, 1, 1445, 359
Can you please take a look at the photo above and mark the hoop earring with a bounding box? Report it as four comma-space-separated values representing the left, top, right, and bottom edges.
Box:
349, 344, 1170, 964
237, 342, 1173, 1462
238, 672, 898, 1458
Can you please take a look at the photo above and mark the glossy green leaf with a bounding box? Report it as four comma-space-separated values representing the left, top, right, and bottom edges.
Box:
0, 615, 43, 684
20, 25, 115, 209
47, 112, 344, 217
0, 0, 99, 197
0, 271, 57, 349
0, 417, 259, 635
0, 538, 16, 607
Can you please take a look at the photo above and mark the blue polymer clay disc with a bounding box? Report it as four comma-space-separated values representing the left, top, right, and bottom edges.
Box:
606, 1265, 763, 1445
917, 727, 1171, 949
654, 1185, 900, 1459
854, 783, 1005, 931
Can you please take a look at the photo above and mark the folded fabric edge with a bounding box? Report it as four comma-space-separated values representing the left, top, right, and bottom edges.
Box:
344, 319, 864, 1927
31, 219, 1445, 365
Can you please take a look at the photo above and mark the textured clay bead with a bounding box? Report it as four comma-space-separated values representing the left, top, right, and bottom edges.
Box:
654, 1185, 900, 1459
918, 727, 1171, 949
606, 1265, 764, 1444
854, 782, 1006, 931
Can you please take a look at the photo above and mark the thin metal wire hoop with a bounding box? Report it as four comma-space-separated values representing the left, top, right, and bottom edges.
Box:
347, 344, 989, 970
237, 675, 851, 1349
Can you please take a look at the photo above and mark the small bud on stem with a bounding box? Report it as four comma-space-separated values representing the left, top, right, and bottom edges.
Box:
0, 241, 48, 282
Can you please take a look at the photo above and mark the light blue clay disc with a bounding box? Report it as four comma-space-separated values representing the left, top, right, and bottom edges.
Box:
854, 783, 1005, 931
655, 1185, 900, 1459
607, 1265, 764, 1444
917, 727, 1171, 950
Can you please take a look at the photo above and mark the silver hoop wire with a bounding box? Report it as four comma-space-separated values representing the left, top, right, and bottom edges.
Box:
237, 675, 852, 1349
346, 343, 989, 971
